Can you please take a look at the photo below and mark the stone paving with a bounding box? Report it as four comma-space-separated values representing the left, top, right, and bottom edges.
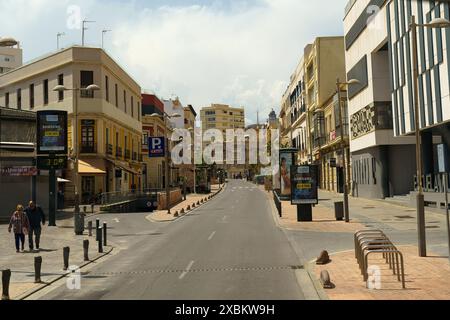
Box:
261, 185, 450, 300
0, 214, 113, 300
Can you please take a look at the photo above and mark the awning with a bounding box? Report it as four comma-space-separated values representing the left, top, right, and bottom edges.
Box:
78, 159, 106, 175
57, 178, 71, 183
106, 159, 141, 175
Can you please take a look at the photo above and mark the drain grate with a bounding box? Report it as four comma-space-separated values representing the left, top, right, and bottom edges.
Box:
87, 265, 303, 276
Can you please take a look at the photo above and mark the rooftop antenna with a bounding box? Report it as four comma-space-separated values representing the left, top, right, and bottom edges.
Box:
82, 20, 95, 46
102, 29, 112, 49
57, 32, 65, 50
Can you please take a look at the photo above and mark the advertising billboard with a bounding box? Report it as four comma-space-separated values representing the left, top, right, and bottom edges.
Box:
36, 111, 68, 155
291, 165, 319, 205
279, 150, 295, 197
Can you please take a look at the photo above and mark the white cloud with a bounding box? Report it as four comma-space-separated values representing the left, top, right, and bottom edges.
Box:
1, 0, 348, 124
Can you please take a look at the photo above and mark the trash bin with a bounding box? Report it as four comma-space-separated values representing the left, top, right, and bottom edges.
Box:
334, 201, 344, 221
74, 213, 85, 235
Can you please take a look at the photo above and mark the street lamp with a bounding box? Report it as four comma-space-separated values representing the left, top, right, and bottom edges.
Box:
336, 78, 360, 223
150, 112, 181, 214
188, 127, 197, 194
410, 16, 450, 257
53, 84, 100, 222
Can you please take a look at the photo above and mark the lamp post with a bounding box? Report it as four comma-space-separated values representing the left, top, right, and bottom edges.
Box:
53, 84, 100, 220
188, 127, 197, 194
336, 78, 360, 223
409, 16, 450, 257
150, 112, 181, 214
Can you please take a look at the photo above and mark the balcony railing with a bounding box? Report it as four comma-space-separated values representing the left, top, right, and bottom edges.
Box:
106, 144, 113, 156
116, 147, 123, 158
80, 144, 97, 154
125, 149, 131, 160
132, 152, 138, 161
139, 154, 143, 162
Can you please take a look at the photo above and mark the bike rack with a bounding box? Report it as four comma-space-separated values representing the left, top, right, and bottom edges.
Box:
354, 229, 406, 289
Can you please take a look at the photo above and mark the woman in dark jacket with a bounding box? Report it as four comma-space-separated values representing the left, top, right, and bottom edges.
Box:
8, 205, 30, 253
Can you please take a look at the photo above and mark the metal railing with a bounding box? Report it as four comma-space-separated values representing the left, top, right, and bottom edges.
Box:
100, 187, 180, 206
116, 147, 122, 158
273, 190, 282, 217
106, 144, 113, 156
354, 229, 406, 289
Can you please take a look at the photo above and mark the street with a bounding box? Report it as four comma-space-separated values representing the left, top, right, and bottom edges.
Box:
32, 180, 307, 300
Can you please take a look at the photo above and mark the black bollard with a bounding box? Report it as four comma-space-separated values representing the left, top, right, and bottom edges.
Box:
95, 219, 100, 241
1, 269, 11, 300
34, 256, 42, 283
83, 240, 89, 262
103, 222, 107, 247
98, 227, 104, 253
88, 221, 93, 237
63, 247, 70, 271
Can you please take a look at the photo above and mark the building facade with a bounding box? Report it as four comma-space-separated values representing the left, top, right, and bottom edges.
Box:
0, 38, 22, 75
0, 46, 143, 205
344, 0, 417, 199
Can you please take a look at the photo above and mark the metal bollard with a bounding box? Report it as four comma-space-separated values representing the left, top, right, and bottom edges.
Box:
98, 227, 103, 253
95, 219, 100, 241
103, 222, 107, 247
34, 256, 42, 283
83, 240, 89, 262
1, 269, 11, 300
63, 247, 70, 271
88, 221, 93, 237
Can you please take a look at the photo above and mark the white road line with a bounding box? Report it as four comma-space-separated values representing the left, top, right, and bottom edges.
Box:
208, 231, 216, 241
114, 218, 120, 223
179, 261, 195, 280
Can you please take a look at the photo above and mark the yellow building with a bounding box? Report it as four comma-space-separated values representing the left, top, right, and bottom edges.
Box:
0, 46, 143, 205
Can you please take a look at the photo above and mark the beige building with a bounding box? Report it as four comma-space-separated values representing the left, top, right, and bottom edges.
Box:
0, 46, 143, 205
180, 104, 197, 192
200, 103, 246, 178
0, 38, 22, 75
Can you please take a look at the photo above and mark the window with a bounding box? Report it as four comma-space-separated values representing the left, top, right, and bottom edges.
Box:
58, 74, 64, 101
43, 79, 49, 105
115, 84, 118, 107
131, 96, 134, 117
105, 76, 109, 102
29, 84, 35, 109
80, 71, 94, 98
124, 90, 127, 113
143, 133, 149, 146
5, 92, 9, 108
17, 88, 21, 110
81, 120, 96, 153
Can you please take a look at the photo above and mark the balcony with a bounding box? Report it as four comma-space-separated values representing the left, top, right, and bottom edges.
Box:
132, 152, 137, 161
125, 149, 131, 160
106, 144, 113, 156
139, 154, 143, 162
116, 147, 123, 158
80, 143, 97, 154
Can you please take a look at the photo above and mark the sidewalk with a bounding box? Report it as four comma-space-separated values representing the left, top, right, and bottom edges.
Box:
0, 214, 113, 300
262, 186, 450, 300
147, 184, 224, 222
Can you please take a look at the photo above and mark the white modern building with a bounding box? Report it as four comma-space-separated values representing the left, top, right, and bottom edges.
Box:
163, 98, 186, 129
0, 37, 22, 74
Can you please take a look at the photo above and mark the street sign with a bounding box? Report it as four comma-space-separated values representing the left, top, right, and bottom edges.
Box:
291, 165, 319, 205
36, 156, 67, 170
36, 111, 68, 155
437, 144, 449, 173
148, 137, 165, 158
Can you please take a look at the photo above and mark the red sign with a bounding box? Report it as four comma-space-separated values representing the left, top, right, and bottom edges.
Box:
1, 166, 38, 176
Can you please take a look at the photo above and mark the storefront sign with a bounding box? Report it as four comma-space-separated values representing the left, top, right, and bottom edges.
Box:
291, 165, 319, 205
279, 150, 296, 197
36, 111, 68, 155
1, 166, 37, 176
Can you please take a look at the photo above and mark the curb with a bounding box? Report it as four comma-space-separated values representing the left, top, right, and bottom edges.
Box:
15, 245, 114, 300
146, 185, 227, 223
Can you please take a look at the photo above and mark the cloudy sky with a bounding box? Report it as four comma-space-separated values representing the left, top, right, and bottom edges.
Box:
1, 0, 348, 124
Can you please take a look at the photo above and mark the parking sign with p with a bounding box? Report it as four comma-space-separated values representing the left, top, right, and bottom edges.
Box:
149, 137, 165, 158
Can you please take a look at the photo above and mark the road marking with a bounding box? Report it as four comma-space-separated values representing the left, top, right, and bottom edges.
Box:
208, 231, 216, 241
114, 218, 120, 223
179, 261, 195, 280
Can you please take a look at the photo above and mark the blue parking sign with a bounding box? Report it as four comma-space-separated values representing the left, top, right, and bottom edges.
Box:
148, 137, 165, 158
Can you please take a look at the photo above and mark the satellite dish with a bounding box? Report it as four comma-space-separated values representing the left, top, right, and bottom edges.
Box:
0, 37, 19, 47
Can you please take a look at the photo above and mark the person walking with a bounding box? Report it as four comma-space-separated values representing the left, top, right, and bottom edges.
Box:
8, 205, 30, 253
25, 201, 46, 252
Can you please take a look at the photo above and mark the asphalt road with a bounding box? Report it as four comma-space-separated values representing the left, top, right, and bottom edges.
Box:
34, 180, 307, 300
